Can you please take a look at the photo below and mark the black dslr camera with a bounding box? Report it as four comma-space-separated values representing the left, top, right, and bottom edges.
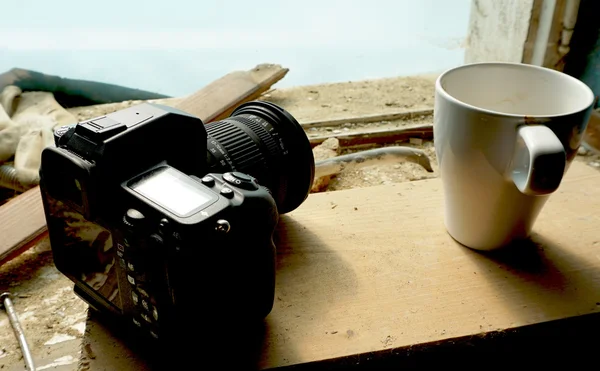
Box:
39, 101, 314, 342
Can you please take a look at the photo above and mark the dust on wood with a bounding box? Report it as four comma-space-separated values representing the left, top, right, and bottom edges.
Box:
1, 71, 599, 370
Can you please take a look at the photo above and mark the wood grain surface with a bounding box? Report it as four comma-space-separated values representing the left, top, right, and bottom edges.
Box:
0, 187, 48, 263
174, 63, 288, 122
81, 161, 600, 369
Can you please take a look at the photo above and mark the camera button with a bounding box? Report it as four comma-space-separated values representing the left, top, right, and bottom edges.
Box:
132, 317, 142, 327
158, 218, 170, 235
149, 233, 164, 249
137, 287, 150, 298
201, 176, 215, 187
141, 313, 152, 323
215, 219, 231, 233
124, 209, 145, 230
220, 187, 234, 198
131, 291, 139, 305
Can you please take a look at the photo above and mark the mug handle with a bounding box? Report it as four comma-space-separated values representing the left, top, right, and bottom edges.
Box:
509, 125, 566, 196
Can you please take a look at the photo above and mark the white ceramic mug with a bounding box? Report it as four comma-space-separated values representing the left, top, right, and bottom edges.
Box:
434, 62, 595, 250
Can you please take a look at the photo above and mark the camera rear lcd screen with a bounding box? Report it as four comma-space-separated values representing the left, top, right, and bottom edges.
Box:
133, 168, 213, 216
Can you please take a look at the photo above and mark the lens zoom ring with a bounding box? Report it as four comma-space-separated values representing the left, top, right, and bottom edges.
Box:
231, 116, 281, 159
205, 120, 264, 170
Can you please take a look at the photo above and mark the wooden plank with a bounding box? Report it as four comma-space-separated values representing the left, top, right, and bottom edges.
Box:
259, 161, 600, 368
0, 187, 48, 263
301, 109, 432, 128
0, 63, 289, 265
174, 63, 288, 123
309, 125, 433, 147
81, 161, 600, 369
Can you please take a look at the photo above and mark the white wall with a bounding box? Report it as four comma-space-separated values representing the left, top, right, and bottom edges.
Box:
464, 0, 535, 63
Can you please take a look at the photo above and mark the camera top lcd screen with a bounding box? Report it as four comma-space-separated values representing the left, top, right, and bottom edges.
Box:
132, 167, 216, 217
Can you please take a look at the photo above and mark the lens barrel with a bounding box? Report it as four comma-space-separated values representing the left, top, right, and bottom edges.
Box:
205, 101, 314, 214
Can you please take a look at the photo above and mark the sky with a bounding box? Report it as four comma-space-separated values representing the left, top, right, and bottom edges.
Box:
0, 0, 472, 96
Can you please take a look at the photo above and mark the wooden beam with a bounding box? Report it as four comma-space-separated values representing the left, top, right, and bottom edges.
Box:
300, 109, 433, 129
309, 125, 433, 147
0, 187, 48, 263
0, 63, 289, 265
174, 63, 288, 123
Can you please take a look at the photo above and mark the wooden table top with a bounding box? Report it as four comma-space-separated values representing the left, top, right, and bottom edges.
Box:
82, 161, 600, 369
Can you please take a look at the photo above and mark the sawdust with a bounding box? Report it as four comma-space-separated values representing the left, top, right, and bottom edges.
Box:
269, 75, 438, 192
264, 74, 438, 123
574, 149, 600, 170
0, 240, 88, 369
305, 113, 431, 138
308, 114, 437, 192
323, 140, 600, 192
2, 72, 600, 370
65, 74, 438, 125
325, 141, 439, 191
63, 75, 442, 197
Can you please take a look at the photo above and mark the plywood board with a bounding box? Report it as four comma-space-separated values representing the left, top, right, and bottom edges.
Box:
82, 161, 600, 369
174, 63, 288, 122
0, 187, 48, 263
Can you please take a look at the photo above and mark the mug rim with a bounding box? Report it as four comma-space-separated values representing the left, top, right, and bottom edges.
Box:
436, 62, 596, 118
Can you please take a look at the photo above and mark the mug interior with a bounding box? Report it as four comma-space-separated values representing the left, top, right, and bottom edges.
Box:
439, 63, 594, 116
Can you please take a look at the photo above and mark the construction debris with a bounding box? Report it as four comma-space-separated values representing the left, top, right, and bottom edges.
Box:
1, 292, 36, 371
315, 146, 433, 181
311, 138, 341, 192
308, 125, 433, 147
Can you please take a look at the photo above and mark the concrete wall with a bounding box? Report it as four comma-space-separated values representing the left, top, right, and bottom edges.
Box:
464, 0, 535, 63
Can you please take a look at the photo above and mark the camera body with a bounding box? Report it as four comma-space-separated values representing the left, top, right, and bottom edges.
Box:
40, 103, 280, 341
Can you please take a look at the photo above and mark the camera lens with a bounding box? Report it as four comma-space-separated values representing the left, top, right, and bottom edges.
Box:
205, 101, 315, 214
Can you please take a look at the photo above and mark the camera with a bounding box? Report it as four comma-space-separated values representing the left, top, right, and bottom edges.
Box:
39, 101, 315, 342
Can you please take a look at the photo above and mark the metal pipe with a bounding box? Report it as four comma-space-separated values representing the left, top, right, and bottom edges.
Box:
531, 0, 558, 66
1, 292, 36, 370
315, 146, 433, 179
0, 164, 28, 192
559, 0, 581, 54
